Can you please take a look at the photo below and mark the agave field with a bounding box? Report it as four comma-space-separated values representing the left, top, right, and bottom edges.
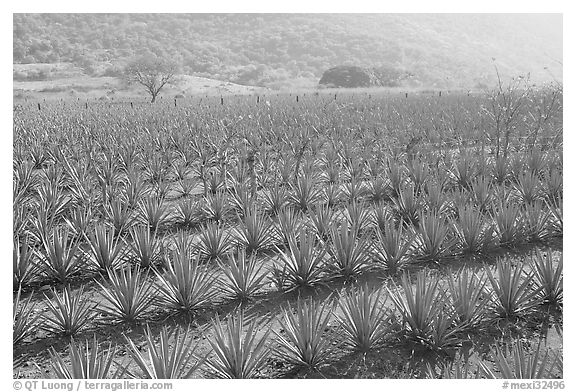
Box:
13, 86, 563, 379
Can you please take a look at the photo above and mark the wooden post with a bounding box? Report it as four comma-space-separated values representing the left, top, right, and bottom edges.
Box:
130, 102, 133, 109
257, 95, 260, 103
405, 92, 408, 98
439, 91, 442, 97
221, 97, 224, 105
37, 103, 41, 111
85, 102, 88, 109
174, 98, 177, 107
296, 95, 299, 103
334, 93, 337, 101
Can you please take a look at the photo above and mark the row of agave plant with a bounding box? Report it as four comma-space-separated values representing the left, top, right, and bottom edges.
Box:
13, 146, 562, 289
14, 248, 562, 379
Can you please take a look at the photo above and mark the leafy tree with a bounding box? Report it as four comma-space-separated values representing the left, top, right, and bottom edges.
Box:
123, 56, 177, 103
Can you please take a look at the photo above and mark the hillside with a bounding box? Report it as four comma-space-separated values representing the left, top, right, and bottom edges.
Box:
13, 14, 562, 89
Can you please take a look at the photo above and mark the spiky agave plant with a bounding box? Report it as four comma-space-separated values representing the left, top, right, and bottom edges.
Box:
13, 288, 40, 345
234, 208, 278, 255
343, 200, 373, 233
155, 252, 218, 315
218, 249, 267, 301
49, 336, 120, 379
275, 207, 305, 246
512, 171, 543, 205
273, 297, 335, 371
274, 228, 327, 291
289, 174, 323, 212
35, 224, 85, 283
446, 268, 490, 329
335, 284, 392, 353
372, 220, 414, 274
486, 259, 541, 320
391, 184, 422, 226
123, 326, 204, 379
137, 196, 171, 232
530, 250, 562, 306
41, 285, 94, 336
97, 266, 155, 324
522, 201, 552, 243
83, 224, 128, 273
13, 234, 39, 289
205, 310, 271, 378
260, 183, 289, 217
174, 198, 202, 228
308, 203, 337, 241
104, 199, 133, 235
326, 219, 372, 280
453, 204, 496, 255
197, 222, 232, 262
413, 212, 459, 263
479, 340, 562, 379
388, 271, 460, 352
128, 225, 163, 269
492, 201, 526, 247
202, 191, 231, 224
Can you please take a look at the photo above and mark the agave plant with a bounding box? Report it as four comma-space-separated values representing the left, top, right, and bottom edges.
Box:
392, 184, 422, 226
469, 176, 494, 212
155, 252, 218, 315
137, 196, 171, 232
128, 226, 163, 269
343, 177, 367, 203
218, 249, 267, 301
406, 159, 430, 192
322, 182, 343, 208
274, 228, 327, 291
289, 174, 323, 212
335, 284, 392, 353
453, 204, 496, 254
197, 222, 233, 262
308, 203, 337, 241
83, 224, 128, 273
388, 271, 461, 352
36, 226, 84, 283
530, 250, 563, 305
66, 204, 95, 238
205, 310, 271, 378
174, 178, 199, 199
449, 156, 476, 190
174, 198, 202, 228
41, 285, 95, 336
13, 234, 39, 289
97, 267, 155, 324
202, 191, 231, 224
413, 212, 459, 263
343, 200, 373, 233
512, 171, 543, 205
479, 340, 562, 379
486, 259, 541, 319
104, 199, 133, 235
260, 183, 289, 216
13, 288, 40, 345
492, 202, 526, 247
275, 207, 305, 246
273, 297, 335, 370
326, 219, 372, 279
446, 268, 490, 329
123, 326, 204, 379
49, 336, 120, 379
372, 220, 414, 274
366, 176, 391, 204
122, 171, 149, 209
234, 208, 278, 254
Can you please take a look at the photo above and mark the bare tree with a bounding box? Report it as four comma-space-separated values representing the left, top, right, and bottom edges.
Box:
124, 56, 177, 103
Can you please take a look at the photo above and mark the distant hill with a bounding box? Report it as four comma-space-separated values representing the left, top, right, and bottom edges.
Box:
13, 14, 562, 89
